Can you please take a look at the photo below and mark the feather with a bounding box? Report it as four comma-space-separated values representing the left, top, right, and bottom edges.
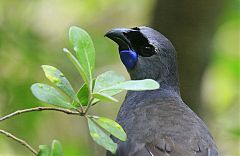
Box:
105, 26, 218, 156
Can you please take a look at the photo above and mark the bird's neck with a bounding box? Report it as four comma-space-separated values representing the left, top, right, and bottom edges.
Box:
126, 57, 182, 107
156, 71, 180, 96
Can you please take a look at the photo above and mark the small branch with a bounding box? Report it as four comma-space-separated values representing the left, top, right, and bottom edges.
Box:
0, 129, 37, 155
84, 98, 94, 115
78, 103, 84, 113
0, 107, 82, 122
75, 101, 84, 113
83, 78, 94, 115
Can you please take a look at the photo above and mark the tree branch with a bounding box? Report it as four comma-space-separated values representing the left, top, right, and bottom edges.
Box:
0, 129, 37, 155
0, 107, 82, 122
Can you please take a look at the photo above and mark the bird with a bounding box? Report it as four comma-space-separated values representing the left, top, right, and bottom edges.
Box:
104, 26, 218, 156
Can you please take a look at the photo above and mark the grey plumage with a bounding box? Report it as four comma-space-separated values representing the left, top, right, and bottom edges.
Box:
105, 26, 218, 156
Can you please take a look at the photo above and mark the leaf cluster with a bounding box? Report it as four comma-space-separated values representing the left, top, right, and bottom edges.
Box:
23, 26, 160, 155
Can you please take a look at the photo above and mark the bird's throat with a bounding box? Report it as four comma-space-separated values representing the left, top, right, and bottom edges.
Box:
119, 50, 138, 69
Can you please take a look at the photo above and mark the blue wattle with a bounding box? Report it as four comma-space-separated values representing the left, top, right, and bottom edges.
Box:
119, 50, 138, 69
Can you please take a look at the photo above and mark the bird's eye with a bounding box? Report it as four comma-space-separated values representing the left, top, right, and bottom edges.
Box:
139, 46, 155, 57
144, 46, 151, 50
124, 30, 155, 57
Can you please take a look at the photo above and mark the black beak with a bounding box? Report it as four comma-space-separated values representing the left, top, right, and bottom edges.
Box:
105, 28, 136, 51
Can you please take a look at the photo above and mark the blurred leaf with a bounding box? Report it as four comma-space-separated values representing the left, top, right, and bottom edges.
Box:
92, 116, 127, 141
87, 118, 117, 154
92, 93, 118, 102
101, 79, 160, 91
42, 65, 78, 103
38, 145, 51, 156
213, 52, 240, 78
31, 83, 75, 109
229, 127, 240, 139
69, 26, 95, 86
51, 140, 64, 156
38, 140, 64, 156
63, 48, 87, 83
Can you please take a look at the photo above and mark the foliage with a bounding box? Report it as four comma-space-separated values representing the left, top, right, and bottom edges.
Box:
38, 140, 63, 156
0, 26, 159, 155
0, 1, 238, 155
33, 26, 159, 155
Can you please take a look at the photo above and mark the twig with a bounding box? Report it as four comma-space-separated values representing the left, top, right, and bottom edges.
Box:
83, 78, 94, 115
84, 98, 94, 115
0, 107, 82, 122
0, 129, 37, 155
73, 98, 84, 113
78, 103, 84, 113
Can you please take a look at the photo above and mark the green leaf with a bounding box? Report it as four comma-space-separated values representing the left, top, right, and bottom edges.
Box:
87, 118, 117, 154
63, 48, 87, 83
74, 83, 89, 107
38, 145, 51, 156
31, 83, 75, 109
94, 71, 125, 98
101, 79, 160, 91
41, 65, 78, 103
89, 71, 125, 105
51, 140, 64, 156
94, 71, 125, 92
92, 116, 127, 141
92, 93, 118, 102
74, 79, 97, 107
69, 26, 95, 86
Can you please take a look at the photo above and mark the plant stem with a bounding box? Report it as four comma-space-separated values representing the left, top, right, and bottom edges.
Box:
0, 129, 37, 155
84, 98, 94, 115
83, 77, 94, 115
76, 101, 84, 113
0, 107, 82, 122
79, 104, 84, 113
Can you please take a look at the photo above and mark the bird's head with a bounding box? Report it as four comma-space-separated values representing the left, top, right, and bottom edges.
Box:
105, 26, 179, 90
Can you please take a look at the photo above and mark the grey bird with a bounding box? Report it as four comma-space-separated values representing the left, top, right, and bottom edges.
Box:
105, 26, 218, 156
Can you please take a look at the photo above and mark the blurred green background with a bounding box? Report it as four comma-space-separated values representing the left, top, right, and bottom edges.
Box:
0, 0, 239, 156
